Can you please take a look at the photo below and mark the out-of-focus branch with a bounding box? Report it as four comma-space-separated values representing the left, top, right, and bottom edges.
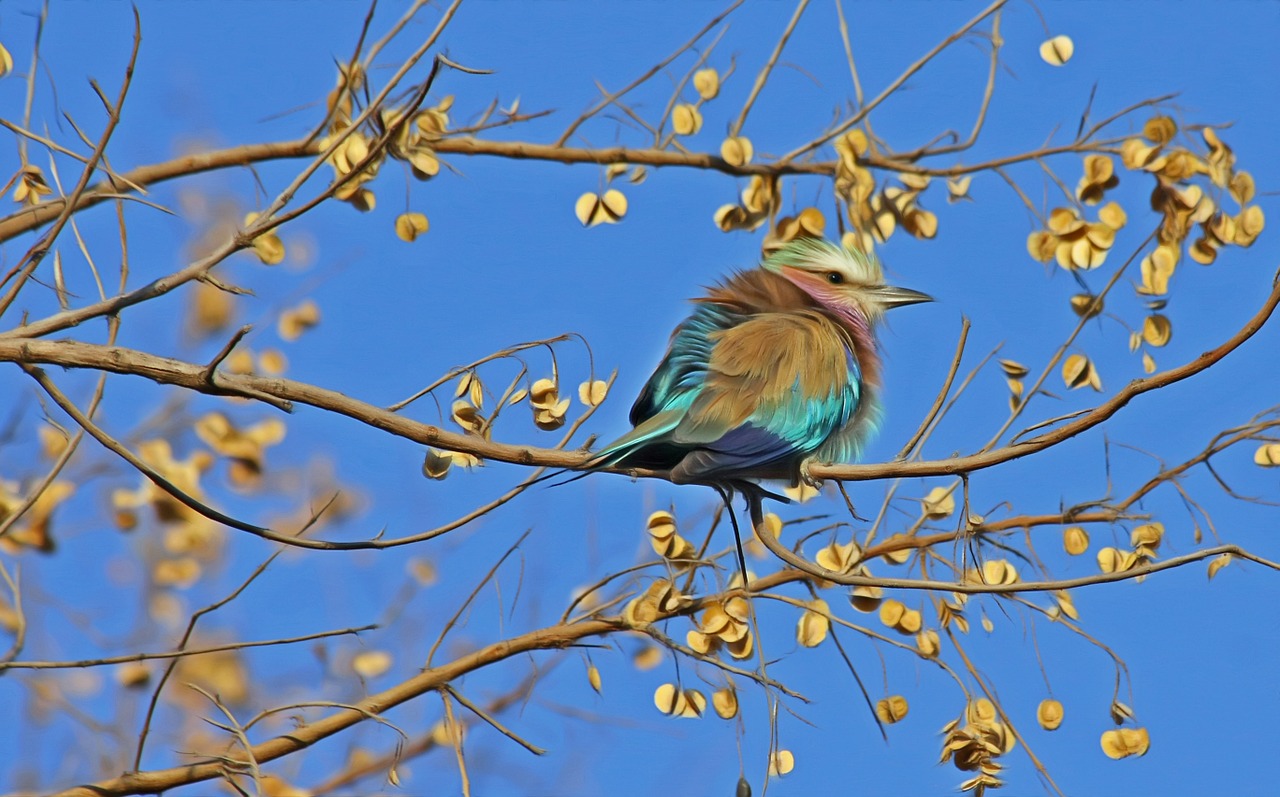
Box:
311, 663, 551, 795
0, 8, 141, 315
50, 617, 622, 797
0, 624, 376, 670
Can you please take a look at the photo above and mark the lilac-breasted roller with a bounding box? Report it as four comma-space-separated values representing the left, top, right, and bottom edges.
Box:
592, 238, 930, 490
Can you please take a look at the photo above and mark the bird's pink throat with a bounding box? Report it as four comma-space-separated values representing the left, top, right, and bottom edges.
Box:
781, 267, 881, 386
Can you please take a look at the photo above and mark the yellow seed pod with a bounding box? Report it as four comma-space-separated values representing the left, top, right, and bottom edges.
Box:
916, 629, 940, 658
1229, 171, 1256, 205
922, 486, 955, 519
999, 359, 1029, 379
422, 449, 452, 480
575, 190, 628, 227
1048, 207, 1085, 235
1062, 353, 1101, 391
815, 539, 859, 573
1252, 443, 1280, 466
875, 695, 909, 724
720, 136, 754, 167
1037, 698, 1064, 731
693, 68, 720, 101
1143, 116, 1177, 145
352, 650, 393, 679
1070, 293, 1104, 319
653, 684, 705, 718
687, 629, 718, 655
1142, 315, 1172, 347
768, 749, 795, 777
646, 510, 677, 542
1101, 727, 1150, 759
1097, 547, 1138, 574
278, 299, 320, 341
881, 538, 912, 565
671, 103, 703, 136
797, 600, 830, 648
982, 559, 1019, 586
1026, 230, 1056, 262
725, 632, 754, 660
946, 175, 972, 202
1038, 35, 1074, 66
115, 661, 151, 689
1235, 206, 1265, 246
1098, 201, 1128, 230
967, 698, 998, 725
849, 584, 882, 613
1139, 244, 1177, 295
712, 687, 738, 719
394, 212, 429, 242
1054, 590, 1079, 621
1207, 553, 1232, 580
897, 607, 923, 635
878, 599, 906, 629
1130, 522, 1164, 549
578, 379, 608, 406
633, 646, 662, 671
1063, 527, 1089, 555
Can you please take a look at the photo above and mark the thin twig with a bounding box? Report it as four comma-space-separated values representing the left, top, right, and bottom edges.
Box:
730, 0, 809, 137
442, 684, 547, 756
897, 317, 969, 460
777, 0, 1008, 165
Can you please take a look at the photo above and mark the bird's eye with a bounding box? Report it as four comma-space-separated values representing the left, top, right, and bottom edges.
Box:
827, 271, 844, 285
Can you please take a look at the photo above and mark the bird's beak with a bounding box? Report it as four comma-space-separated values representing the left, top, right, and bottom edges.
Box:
870, 284, 933, 309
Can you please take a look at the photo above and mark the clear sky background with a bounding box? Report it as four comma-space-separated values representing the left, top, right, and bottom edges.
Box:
1, 1, 1277, 795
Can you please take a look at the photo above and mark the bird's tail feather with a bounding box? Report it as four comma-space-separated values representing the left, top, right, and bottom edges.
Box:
588, 408, 685, 465
527, 408, 688, 491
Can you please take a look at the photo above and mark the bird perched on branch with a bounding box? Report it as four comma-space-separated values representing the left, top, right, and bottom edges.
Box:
591, 238, 931, 493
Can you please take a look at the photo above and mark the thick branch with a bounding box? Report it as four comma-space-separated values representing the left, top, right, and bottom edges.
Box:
3, 266, 1274, 485
2, 338, 583, 468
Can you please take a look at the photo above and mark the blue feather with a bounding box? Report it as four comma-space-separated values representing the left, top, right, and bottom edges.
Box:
629, 302, 736, 427
604, 305, 864, 483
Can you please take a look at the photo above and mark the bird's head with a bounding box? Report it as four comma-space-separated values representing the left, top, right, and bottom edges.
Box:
762, 239, 932, 323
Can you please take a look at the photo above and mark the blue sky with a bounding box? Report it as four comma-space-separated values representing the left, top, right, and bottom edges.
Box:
1, 1, 1277, 795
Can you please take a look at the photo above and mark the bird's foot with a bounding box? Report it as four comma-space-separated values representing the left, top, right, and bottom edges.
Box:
799, 459, 824, 490
726, 480, 791, 505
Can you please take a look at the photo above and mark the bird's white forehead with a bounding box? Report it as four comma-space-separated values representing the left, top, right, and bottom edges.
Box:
770, 239, 885, 285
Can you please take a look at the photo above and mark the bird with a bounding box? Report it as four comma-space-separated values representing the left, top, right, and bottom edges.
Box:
589, 238, 931, 494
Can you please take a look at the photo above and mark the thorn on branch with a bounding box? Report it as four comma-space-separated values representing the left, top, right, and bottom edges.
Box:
199, 273, 253, 296
200, 325, 253, 386
435, 53, 494, 76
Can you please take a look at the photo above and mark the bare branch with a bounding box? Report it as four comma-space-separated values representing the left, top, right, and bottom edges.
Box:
554, 0, 743, 147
